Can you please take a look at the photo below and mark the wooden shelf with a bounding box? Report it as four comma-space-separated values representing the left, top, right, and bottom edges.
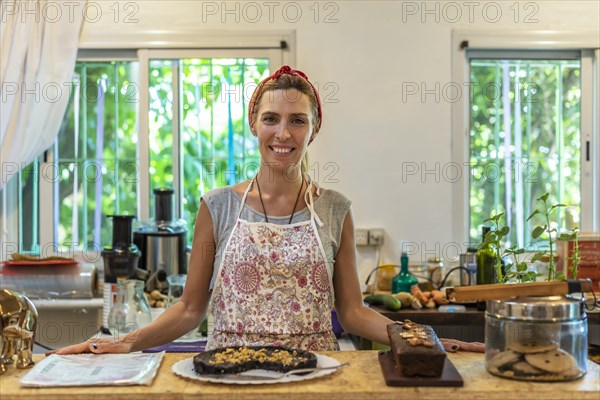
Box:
370, 305, 600, 326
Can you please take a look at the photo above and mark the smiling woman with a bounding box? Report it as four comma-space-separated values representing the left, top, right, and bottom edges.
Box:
50, 66, 395, 356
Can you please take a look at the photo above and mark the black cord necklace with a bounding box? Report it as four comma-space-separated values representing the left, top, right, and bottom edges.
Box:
255, 175, 304, 224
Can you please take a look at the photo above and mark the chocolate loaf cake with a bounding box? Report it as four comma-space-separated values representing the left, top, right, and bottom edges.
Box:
193, 346, 318, 375
387, 320, 447, 377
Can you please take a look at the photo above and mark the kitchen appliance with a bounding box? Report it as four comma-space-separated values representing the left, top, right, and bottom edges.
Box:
459, 249, 477, 286
0, 260, 102, 350
101, 215, 141, 332
0, 263, 98, 299
134, 188, 187, 276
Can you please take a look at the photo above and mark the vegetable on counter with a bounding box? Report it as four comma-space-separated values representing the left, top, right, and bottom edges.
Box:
410, 284, 430, 304
363, 294, 402, 311
364, 285, 449, 311
147, 290, 167, 308
431, 290, 450, 305
392, 292, 422, 309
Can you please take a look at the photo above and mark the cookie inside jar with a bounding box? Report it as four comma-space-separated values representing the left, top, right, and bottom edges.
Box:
485, 296, 587, 382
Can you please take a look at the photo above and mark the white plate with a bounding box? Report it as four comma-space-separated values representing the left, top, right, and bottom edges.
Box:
172, 353, 341, 385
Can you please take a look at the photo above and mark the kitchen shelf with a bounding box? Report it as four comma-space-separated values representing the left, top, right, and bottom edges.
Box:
370, 304, 600, 326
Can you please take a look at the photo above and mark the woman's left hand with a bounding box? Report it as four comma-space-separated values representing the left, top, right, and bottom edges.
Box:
45, 336, 134, 356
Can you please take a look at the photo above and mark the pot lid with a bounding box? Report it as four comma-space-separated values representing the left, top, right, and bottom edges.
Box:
486, 295, 583, 321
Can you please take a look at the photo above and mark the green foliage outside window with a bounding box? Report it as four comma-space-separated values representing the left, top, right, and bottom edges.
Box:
55, 58, 268, 249
57, 62, 139, 250
469, 59, 581, 250
149, 58, 269, 243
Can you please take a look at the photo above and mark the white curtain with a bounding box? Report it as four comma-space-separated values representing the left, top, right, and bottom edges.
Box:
0, 0, 86, 190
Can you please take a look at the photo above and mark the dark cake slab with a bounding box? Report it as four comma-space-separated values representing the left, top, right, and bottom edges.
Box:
194, 346, 317, 375
387, 322, 447, 377
378, 350, 463, 387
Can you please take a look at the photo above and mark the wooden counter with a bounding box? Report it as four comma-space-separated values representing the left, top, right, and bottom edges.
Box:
1, 352, 598, 400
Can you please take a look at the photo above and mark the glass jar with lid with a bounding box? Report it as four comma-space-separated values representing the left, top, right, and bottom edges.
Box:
376, 264, 398, 292
485, 295, 587, 381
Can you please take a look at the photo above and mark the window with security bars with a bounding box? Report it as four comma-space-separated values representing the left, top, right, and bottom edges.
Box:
47, 58, 269, 250
468, 53, 582, 249
54, 61, 140, 250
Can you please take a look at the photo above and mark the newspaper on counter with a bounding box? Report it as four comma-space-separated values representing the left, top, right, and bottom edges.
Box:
20, 352, 165, 387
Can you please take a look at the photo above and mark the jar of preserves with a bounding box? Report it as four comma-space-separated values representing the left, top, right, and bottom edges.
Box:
485, 295, 587, 381
376, 264, 398, 292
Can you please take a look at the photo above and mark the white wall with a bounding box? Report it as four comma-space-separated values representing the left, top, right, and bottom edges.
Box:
77, 0, 600, 282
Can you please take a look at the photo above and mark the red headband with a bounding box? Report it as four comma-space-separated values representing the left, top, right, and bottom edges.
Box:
248, 65, 322, 144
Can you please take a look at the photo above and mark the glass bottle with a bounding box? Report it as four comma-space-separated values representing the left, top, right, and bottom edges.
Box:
476, 226, 496, 285
391, 252, 418, 294
166, 274, 197, 340
108, 279, 152, 337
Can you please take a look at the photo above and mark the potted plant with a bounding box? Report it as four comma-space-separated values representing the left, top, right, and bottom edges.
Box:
480, 193, 579, 283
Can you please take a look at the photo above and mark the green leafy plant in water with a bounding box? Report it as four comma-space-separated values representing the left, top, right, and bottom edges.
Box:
481, 212, 539, 284
481, 212, 510, 284
481, 194, 579, 284
558, 227, 580, 279
527, 193, 568, 281
504, 245, 540, 283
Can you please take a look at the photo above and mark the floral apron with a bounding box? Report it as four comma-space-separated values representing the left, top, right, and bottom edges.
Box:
207, 178, 339, 351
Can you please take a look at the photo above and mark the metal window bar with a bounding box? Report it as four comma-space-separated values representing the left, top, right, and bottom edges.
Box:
502, 62, 512, 237
514, 64, 524, 247
78, 67, 85, 248
93, 76, 107, 246
525, 63, 532, 246
209, 60, 215, 189
227, 66, 235, 186
114, 64, 121, 216
196, 60, 207, 195
242, 60, 247, 173
17, 161, 39, 254
494, 64, 501, 218
556, 63, 564, 231
172, 59, 181, 219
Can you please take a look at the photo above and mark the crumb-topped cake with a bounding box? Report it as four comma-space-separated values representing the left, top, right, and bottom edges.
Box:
387, 320, 447, 377
193, 346, 318, 375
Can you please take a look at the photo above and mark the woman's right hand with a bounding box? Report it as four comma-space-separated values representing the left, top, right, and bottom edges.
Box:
45, 336, 134, 356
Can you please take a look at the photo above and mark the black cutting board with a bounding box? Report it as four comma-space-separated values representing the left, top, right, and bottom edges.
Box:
378, 350, 464, 387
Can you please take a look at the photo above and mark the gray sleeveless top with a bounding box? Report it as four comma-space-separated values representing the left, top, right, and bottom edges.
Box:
201, 185, 352, 288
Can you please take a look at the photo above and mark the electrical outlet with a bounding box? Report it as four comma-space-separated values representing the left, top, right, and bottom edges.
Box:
369, 229, 384, 246
355, 229, 369, 246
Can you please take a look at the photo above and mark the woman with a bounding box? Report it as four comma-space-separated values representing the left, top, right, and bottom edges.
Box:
51, 66, 393, 355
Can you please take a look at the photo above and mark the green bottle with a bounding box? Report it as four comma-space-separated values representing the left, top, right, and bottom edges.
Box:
391, 252, 418, 294
476, 226, 496, 285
